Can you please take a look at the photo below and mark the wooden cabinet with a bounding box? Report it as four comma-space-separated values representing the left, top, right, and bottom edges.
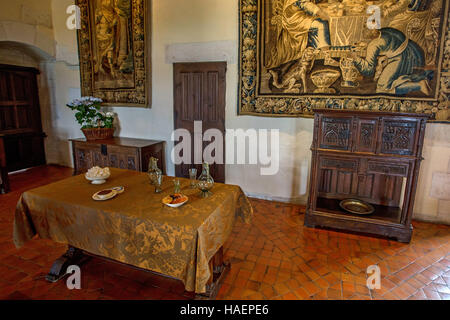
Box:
0, 65, 47, 174
70, 137, 166, 175
305, 109, 431, 243
0, 134, 9, 193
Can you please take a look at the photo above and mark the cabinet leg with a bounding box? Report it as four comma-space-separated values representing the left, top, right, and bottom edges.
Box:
396, 232, 412, 243
304, 213, 316, 229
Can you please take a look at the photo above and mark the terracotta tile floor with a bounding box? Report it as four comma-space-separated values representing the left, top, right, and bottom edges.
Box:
0, 165, 449, 300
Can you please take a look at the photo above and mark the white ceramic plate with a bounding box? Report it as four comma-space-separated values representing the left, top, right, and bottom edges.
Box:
92, 189, 117, 201
165, 201, 188, 208
85, 173, 111, 185
163, 195, 189, 208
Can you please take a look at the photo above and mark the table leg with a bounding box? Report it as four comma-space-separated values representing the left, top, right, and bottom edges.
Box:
195, 247, 230, 300
46, 246, 90, 283
0, 167, 9, 194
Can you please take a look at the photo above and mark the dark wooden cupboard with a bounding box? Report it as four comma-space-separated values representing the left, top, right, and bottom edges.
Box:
70, 137, 166, 175
0, 134, 9, 193
305, 109, 431, 243
0, 65, 46, 176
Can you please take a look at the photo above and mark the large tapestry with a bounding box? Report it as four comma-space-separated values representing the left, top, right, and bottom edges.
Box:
76, 0, 151, 107
239, 0, 450, 121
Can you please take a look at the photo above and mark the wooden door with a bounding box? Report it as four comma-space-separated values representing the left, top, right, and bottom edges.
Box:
0, 65, 46, 172
174, 62, 226, 183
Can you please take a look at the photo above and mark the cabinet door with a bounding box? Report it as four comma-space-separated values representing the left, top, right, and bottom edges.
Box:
74, 145, 93, 173
107, 145, 138, 171
126, 155, 138, 171
91, 150, 107, 168
319, 116, 352, 151
354, 118, 378, 153
380, 120, 418, 156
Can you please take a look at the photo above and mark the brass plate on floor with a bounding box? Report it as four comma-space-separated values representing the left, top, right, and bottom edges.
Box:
339, 199, 375, 215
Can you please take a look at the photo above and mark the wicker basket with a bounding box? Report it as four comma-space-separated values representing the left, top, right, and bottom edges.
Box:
81, 128, 114, 141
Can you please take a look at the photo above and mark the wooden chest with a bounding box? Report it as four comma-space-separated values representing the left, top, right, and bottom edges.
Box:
70, 137, 166, 175
305, 109, 431, 243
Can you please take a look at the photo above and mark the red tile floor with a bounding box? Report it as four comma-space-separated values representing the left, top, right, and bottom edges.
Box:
0, 165, 449, 300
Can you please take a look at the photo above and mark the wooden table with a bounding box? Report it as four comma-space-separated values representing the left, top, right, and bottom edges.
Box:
14, 168, 253, 298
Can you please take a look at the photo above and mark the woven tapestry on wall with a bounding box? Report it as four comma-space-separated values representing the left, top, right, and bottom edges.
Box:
239, 0, 450, 121
76, 0, 151, 107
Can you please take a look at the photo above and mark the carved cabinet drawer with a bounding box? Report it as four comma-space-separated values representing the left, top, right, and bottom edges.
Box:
367, 161, 409, 177
320, 157, 358, 171
71, 137, 166, 175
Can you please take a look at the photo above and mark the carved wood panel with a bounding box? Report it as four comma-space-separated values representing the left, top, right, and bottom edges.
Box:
319, 117, 352, 151
354, 119, 377, 153
381, 121, 417, 156
318, 156, 358, 197
356, 174, 374, 198
317, 155, 405, 207
127, 156, 137, 170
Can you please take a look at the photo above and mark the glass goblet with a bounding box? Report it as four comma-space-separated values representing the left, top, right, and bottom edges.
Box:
189, 168, 198, 189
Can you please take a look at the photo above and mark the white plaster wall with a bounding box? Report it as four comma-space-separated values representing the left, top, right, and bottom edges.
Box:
0, 0, 53, 29
415, 124, 450, 224
0, 0, 448, 224
0, 45, 40, 68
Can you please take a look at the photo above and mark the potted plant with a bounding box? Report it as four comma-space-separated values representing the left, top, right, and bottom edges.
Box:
67, 97, 116, 141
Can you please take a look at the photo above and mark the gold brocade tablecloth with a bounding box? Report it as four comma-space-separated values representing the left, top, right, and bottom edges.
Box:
13, 168, 253, 293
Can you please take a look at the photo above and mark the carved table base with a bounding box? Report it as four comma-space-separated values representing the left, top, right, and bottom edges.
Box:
46, 247, 90, 283
46, 246, 230, 300
195, 262, 230, 300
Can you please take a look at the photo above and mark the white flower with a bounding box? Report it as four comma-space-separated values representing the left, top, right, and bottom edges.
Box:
68, 96, 103, 107
106, 112, 114, 118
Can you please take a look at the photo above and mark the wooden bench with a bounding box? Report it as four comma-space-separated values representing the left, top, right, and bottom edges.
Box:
0, 134, 9, 194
